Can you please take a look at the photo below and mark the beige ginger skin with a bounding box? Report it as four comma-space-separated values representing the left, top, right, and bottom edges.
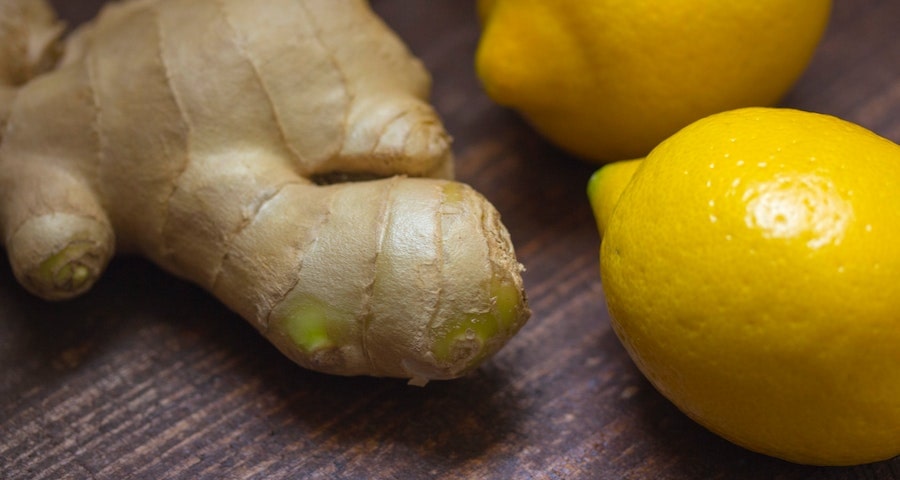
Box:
0, 0, 530, 384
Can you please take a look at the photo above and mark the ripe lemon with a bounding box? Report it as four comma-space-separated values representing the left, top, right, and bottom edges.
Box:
591, 107, 900, 465
476, 0, 832, 162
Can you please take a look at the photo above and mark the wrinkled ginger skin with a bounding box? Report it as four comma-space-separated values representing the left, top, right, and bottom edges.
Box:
0, 0, 63, 86
0, 0, 530, 383
0, 0, 64, 133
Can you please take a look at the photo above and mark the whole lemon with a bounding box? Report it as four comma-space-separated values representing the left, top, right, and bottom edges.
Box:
476, 0, 832, 162
591, 107, 900, 465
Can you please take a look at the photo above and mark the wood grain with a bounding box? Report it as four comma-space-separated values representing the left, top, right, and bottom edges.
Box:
2, 1, 899, 478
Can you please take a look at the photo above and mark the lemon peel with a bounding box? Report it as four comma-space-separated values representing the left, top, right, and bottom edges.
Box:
477, 0, 832, 162
593, 107, 900, 465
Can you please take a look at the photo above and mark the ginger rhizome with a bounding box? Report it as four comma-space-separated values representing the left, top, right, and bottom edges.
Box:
0, 0, 530, 384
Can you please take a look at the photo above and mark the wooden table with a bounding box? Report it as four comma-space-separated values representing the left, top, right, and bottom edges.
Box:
3, 1, 899, 478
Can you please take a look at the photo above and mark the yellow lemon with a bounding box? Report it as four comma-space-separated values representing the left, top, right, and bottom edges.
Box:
591, 107, 900, 465
476, 0, 832, 162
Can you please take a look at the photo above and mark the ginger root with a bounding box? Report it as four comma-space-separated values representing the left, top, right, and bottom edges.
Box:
0, 0, 530, 383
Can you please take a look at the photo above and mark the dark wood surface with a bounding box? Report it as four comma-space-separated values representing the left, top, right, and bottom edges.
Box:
3, 1, 900, 479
